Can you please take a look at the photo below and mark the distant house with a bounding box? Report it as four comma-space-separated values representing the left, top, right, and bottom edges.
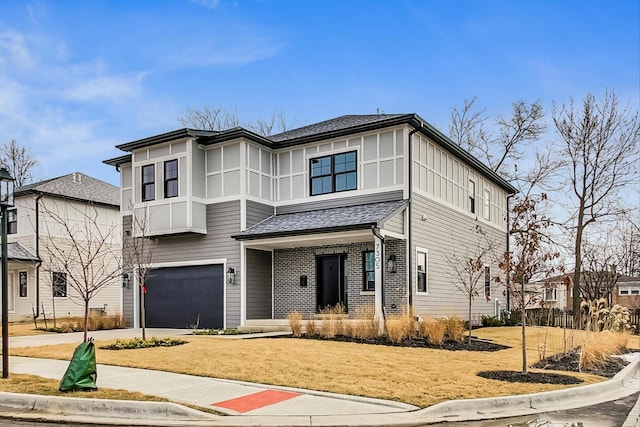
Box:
105, 114, 516, 329
612, 276, 640, 311
6, 172, 121, 322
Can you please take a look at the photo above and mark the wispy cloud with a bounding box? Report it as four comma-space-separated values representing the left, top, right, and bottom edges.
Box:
189, 0, 221, 9
0, 30, 35, 69
63, 72, 147, 103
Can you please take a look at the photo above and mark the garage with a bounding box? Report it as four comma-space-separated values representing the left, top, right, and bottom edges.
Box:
144, 264, 224, 329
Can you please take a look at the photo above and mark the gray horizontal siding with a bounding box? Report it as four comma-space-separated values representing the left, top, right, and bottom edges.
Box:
410, 193, 508, 325
147, 200, 242, 328
384, 210, 404, 235
276, 190, 403, 215
246, 248, 272, 320
246, 200, 275, 228
122, 215, 134, 327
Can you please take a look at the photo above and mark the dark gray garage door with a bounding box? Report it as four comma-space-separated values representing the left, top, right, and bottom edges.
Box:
144, 264, 224, 329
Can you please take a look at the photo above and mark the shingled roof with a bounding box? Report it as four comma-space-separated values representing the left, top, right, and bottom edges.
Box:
8, 242, 38, 262
233, 200, 407, 240
15, 172, 119, 207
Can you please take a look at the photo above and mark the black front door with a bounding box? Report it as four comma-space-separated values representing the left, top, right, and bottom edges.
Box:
317, 255, 347, 311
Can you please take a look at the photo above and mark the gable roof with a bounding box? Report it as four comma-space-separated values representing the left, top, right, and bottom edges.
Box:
233, 200, 407, 240
104, 113, 517, 194
15, 172, 119, 207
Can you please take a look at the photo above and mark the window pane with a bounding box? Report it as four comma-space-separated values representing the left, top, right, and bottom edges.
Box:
417, 272, 426, 292
142, 165, 154, 184
311, 156, 332, 177
165, 160, 178, 179
165, 180, 178, 198
311, 176, 332, 195
336, 172, 357, 192
143, 184, 155, 201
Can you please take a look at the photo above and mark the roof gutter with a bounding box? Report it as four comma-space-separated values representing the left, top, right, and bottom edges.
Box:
34, 193, 43, 319
407, 123, 421, 308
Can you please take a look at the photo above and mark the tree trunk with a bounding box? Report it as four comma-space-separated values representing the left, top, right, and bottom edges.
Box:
573, 206, 585, 328
468, 295, 472, 346
83, 299, 89, 343
521, 277, 527, 374
141, 284, 146, 341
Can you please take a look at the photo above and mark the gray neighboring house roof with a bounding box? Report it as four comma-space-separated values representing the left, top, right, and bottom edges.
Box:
8, 242, 38, 262
233, 200, 407, 240
14, 172, 119, 207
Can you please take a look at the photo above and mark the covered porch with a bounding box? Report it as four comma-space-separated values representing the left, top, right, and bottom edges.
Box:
233, 200, 408, 329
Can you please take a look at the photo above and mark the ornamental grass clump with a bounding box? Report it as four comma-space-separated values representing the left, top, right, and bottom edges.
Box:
304, 318, 316, 336
420, 319, 446, 345
350, 305, 379, 339
579, 330, 630, 372
445, 317, 465, 341
385, 311, 416, 343
287, 311, 302, 337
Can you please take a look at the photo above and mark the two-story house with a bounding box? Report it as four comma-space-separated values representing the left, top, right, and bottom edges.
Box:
105, 114, 516, 330
6, 173, 121, 322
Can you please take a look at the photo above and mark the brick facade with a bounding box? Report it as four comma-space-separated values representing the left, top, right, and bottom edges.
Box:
273, 239, 407, 319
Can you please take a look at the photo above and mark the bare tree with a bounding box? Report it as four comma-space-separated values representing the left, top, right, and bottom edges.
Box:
1, 139, 38, 186
581, 236, 623, 306
553, 91, 640, 324
447, 225, 498, 345
449, 98, 546, 180
40, 201, 121, 342
613, 213, 640, 277
497, 193, 562, 374
123, 206, 154, 340
178, 104, 297, 136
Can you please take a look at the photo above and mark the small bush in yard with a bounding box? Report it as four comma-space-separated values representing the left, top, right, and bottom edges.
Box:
100, 337, 187, 350
481, 315, 503, 327
287, 311, 303, 337
445, 317, 465, 341
305, 318, 316, 336
420, 319, 446, 344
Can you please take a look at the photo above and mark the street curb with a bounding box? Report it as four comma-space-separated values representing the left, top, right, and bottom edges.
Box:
0, 391, 215, 422
413, 354, 640, 423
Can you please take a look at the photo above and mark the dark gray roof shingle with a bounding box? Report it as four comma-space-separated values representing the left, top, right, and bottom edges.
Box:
8, 242, 38, 262
233, 200, 407, 240
15, 173, 119, 207
269, 114, 409, 142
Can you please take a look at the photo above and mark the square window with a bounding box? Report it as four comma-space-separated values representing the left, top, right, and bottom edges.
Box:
310, 151, 357, 196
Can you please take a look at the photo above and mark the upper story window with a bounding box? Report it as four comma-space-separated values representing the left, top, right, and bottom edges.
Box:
7, 208, 17, 234
544, 287, 558, 301
468, 179, 476, 214
164, 159, 178, 198
310, 151, 357, 196
142, 164, 155, 202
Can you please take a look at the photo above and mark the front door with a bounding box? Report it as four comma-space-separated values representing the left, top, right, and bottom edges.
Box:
317, 255, 347, 311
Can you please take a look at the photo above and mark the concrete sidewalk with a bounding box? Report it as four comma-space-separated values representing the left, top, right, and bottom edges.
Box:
2, 329, 640, 426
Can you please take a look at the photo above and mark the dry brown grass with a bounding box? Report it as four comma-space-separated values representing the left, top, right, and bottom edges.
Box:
445, 316, 465, 341
420, 319, 446, 344
350, 306, 379, 339
304, 318, 316, 335
11, 315, 125, 336
579, 330, 631, 371
287, 311, 302, 337
10, 326, 624, 408
385, 312, 415, 343
0, 373, 169, 402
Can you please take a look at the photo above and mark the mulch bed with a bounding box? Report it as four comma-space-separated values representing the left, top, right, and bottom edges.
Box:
293, 333, 510, 352
477, 370, 584, 384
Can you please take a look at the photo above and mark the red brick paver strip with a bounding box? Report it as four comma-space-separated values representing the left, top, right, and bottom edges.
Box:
211, 389, 302, 413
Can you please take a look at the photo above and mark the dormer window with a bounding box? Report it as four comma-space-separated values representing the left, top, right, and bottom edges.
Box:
142, 164, 155, 201
310, 151, 357, 196
164, 159, 178, 198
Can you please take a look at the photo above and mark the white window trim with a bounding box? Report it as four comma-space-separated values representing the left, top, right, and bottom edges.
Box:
483, 189, 491, 220
416, 247, 428, 294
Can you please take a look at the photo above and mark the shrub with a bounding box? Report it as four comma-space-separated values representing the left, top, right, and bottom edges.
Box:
287, 311, 303, 337
100, 337, 187, 350
350, 305, 379, 339
304, 318, 316, 336
318, 304, 346, 338
579, 330, 629, 371
445, 317, 465, 341
38, 315, 126, 333
481, 315, 502, 327
420, 319, 446, 344
385, 311, 415, 343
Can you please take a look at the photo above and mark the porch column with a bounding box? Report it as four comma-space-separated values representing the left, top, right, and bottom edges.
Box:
374, 234, 383, 325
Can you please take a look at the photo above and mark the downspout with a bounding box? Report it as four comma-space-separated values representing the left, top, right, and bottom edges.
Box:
407, 124, 421, 307
34, 193, 43, 318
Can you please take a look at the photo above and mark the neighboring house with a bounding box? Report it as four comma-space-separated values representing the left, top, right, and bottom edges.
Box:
612, 276, 640, 311
5, 172, 121, 322
105, 114, 516, 330
528, 272, 640, 311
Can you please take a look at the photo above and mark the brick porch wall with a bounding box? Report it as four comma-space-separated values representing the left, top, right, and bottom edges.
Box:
273, 239, 407, 319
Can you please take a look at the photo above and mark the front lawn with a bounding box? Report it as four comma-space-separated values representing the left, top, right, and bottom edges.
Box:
8, 327, 639, 408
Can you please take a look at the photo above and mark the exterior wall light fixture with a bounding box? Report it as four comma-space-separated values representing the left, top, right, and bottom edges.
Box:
387, 254, 397, 273
226, 267, 236, 284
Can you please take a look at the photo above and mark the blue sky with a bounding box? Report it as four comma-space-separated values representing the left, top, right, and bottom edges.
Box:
0, 0, 638, 186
